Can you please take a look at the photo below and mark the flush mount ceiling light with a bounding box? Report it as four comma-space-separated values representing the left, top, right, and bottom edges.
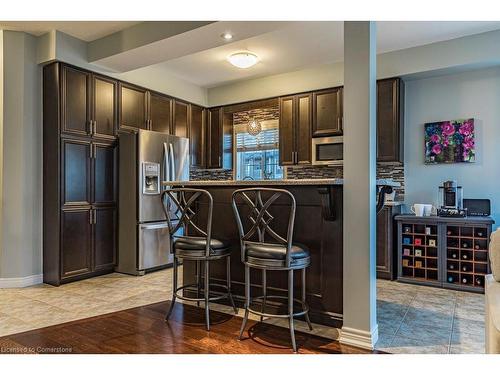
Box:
228, 52, 259, 69
247, 118, 262, 136
221, 32, 233, 40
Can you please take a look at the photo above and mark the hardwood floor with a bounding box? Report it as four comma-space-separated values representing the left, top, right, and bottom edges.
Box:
0, 301, 379, 354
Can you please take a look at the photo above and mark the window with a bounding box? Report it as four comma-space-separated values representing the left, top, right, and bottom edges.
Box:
235, 119, 283, 180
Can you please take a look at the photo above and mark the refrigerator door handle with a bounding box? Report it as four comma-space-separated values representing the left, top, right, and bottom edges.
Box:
163, 142, 170, 185
169, 143, 175, 181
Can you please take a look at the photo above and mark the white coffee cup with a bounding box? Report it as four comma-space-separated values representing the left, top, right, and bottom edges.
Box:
411, 204, 426, 216
423, 204, 437, 216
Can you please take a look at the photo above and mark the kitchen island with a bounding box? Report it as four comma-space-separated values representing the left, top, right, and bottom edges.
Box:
162, 178, 398, 327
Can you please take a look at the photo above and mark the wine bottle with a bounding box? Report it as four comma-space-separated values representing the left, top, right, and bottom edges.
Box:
477, 231, 484, 237
462, 253, 468, 260
462, 277, 468, 284
475, 244, 480, 250
447, 230, 452, 236
462, 242, 468, 248
462, 265, 469, 272
448, 275, 455, 283
449, 263, 455, 270
452, 252, 458, 259
475, 277, 482, 286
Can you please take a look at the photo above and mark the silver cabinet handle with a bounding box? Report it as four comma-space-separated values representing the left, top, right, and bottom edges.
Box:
89, 209, 93, 225
93, 209, 97, 224
93, 143, 97, 159
219, 156, 221, 167
93, 120, 97, 134
88, 120, 92, 135
89, 144, 93, 159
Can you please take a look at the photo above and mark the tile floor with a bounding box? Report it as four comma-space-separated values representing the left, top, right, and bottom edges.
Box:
0, 269, 485, 353
375, 279, 485, 354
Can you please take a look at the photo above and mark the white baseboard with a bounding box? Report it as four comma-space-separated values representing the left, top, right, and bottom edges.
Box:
339, 325, 379, 350
0, 274, 43, 288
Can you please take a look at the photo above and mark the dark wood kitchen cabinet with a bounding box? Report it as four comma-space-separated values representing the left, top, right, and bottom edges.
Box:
62, 139, 92, 206
61, 207, 92, 278
189, 104, 206, 168
149, 92, 172, 134
377, 78, 405, 162
172, 100, 190, 138
44, 62, 117, 286
94, 206, 117, 270
119, 83, 148, 131
61, 66, 91, 137
61, 66, 118, 139
376, 204, 401, 280
312, 87, 343, 137
206, 107, 223, 168
279, 94, 312, 166
92, 75, 117, 138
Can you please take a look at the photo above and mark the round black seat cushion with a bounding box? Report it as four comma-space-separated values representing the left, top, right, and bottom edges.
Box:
173, 236, 231, 257
245, 242, 310, 260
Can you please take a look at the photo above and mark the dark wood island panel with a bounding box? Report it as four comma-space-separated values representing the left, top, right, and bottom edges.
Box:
181, 184, 344, 328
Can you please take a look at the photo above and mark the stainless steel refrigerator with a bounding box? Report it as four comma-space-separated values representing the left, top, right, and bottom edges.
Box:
117, 129, 189, 275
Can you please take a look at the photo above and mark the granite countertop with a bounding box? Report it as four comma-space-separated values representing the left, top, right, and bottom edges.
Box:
161, 179, 400, 187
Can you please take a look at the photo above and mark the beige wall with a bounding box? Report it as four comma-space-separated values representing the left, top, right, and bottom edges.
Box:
0, 31, 42, 279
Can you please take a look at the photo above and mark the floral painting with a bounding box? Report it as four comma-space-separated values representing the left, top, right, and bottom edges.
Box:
425, 119, 475, 164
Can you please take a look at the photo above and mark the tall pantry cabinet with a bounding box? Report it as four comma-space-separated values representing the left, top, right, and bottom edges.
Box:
43, 62, 118, 286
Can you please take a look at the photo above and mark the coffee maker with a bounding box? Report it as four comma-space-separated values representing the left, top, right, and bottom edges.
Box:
437, 180, 466, 217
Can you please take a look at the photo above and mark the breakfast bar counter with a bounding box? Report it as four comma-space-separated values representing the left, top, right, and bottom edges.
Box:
162, 179, 398, 327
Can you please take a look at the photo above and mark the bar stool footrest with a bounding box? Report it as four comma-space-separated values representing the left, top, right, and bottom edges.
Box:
247, 294, 310, 319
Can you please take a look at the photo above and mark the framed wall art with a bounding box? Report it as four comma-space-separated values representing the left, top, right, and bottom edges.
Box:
425, 118, 475, 164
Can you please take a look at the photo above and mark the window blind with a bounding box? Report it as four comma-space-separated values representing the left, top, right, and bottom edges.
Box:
234, 119, 279, 152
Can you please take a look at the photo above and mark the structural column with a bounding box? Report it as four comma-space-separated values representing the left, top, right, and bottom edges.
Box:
340, 21, 378, 349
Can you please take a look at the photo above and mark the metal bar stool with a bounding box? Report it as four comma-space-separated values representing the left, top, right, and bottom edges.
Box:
161, 187, 237, 331
231, 187, 312, 352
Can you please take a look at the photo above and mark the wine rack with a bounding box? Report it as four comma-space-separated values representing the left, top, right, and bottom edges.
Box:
396, 215, 494, 293
445, 225, 489, 290
401, 223, 439, 283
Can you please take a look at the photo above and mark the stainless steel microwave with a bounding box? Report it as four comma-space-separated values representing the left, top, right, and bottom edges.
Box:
312, 136, 343, 165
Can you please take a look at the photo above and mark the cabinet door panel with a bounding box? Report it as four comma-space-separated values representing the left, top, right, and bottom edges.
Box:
377, 78, 404, 162
62, 66, 90, 136
190, 105, 205, 168
61, 208, 92, 278
313, 88, 342, 137
63, 140, 91, 205
207, 108, 222, 168
172, 100, 189, 138
94, 207, 116, 270
94, 142, 116, 204
279, 96, 295, 166
120, 84, 148, 130
150, 93, 172, 133
93, 75, 117, 138
296, 94, 312, 165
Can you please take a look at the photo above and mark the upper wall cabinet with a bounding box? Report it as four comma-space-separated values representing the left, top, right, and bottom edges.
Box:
190, 104, 205, 169
149, 93, 172, 134
172, 100, 190, 138
119, 83, 148, 131
206, 108, 222, 169
279, 94, 312, 166
377, 78, 405, 163
312, 87, 343, 137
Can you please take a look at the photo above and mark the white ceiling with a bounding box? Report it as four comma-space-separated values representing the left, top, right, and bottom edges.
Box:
156, 21, 500, 88
0, 21, 139, 41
